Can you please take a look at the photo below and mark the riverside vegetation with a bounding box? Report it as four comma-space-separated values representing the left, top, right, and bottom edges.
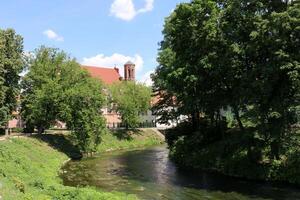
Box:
0, 24, 155, 200
152, 0, 300, 185
1, 0, 300, 198
0, 129, 163, 199
0, 28, 152, 153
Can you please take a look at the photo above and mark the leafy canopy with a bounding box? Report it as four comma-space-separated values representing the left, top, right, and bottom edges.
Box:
153, 0, 300, 160
22, 47, 106, 152
109, 81, 152, 129
0, 29, 24, 126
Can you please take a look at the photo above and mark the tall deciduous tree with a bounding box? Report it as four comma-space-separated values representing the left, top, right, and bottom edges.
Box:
21, 47, 67, 133
246, 1, 300, 159
110, 81, 152, 129
64, 78, 106, 153
153, 0, 300, 160
21, 47, 106, 152
0, 29, 24, 130
153, 0, 224, 130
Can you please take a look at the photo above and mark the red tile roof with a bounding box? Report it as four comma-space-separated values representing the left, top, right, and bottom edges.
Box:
82, 65, 121, 85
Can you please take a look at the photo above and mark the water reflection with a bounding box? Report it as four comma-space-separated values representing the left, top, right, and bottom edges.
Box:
61, 145, 300, 200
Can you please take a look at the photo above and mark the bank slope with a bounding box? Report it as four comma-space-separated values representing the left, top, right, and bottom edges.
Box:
0, 136, 139, 200
168, 129, 300, 186
98, 128, 165, 153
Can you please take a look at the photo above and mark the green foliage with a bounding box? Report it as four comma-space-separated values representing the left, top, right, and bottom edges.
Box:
12, 177, 25, 193
0, 137, 138, 200
97, 129, 164, 153
153, 0, 225, 129
21, 47, 70, 132
65, 78, 107, 152
11, 127, 23, 133
163, 0, 300, 174
154, 0, 300, 174
109, 81, 152, 129
169, 128, 300, 185
0, 29, 24, 126
21, 47, 107, 152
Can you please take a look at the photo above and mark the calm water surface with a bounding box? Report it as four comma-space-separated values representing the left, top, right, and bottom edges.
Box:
61, 145, 300, 200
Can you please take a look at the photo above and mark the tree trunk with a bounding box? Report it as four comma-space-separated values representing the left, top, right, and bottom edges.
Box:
5, 128, 9, 136
5, 122, 9, 136
191, 111, 199, 131
270, 140, 280, 160
37, 126, 44, 134
233, 105, 244, 131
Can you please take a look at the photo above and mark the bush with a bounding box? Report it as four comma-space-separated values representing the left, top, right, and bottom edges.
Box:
12, 177, 25, 193
279, 151, 300, 185
12, 127, 23, 133
169, 127, 300, 185
165, 121, 194, 146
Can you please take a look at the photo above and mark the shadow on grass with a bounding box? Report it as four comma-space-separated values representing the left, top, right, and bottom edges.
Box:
0, 128, 5, 136
33, 134, 82, 160
111, 129, 142, 141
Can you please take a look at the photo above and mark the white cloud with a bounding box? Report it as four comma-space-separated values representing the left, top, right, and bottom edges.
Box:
137, 0, 154, 13
43, 29, 64, 42
81, 53, 144, 76
110, 0, 135, 21
110, 0, 154, 21
139, 70, 154, 86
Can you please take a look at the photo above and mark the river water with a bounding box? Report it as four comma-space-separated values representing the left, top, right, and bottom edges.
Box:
61, 145, 300, 200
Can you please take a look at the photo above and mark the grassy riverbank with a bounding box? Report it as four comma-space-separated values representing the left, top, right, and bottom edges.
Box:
98, 128, 164, 152
0, 129, 164, 200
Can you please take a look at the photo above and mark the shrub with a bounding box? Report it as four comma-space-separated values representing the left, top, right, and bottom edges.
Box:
12, 177, 25, 193
12, 127, 23, 133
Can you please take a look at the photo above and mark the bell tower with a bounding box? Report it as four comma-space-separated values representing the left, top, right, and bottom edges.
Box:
124, 61, 135, 81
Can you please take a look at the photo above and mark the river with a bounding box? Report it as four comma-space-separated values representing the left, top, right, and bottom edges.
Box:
61, 145, 300, 200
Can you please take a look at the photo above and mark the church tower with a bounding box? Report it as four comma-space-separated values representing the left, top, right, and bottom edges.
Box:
124, 61, 135, 81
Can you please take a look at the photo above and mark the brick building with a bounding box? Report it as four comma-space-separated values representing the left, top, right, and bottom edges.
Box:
82, 61, 155, 128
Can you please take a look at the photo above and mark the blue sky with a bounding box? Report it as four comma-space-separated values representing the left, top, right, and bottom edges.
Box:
0, 0, 188, 85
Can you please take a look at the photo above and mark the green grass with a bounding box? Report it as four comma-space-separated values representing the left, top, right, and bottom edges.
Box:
97, 128, 164, 153
0, 128, 164, 200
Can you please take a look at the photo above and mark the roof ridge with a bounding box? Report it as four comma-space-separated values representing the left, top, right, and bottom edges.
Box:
81, 65, 118, 70
81, 65, 121, 85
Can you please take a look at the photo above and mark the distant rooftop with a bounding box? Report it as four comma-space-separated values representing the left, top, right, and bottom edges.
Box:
82, 65, 121, 85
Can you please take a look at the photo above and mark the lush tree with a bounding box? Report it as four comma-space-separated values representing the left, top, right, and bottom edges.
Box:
21, 47, 106, 152
110, 81, 152, 129
151, 48, 181, 125
21, 47, 67, 133
153, 0, 300, 160
216, 0, 300, 159
153, 0, 225, 130
64, 78, 106, 152
246, 1, 300, 159
0, 29, 24, 130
